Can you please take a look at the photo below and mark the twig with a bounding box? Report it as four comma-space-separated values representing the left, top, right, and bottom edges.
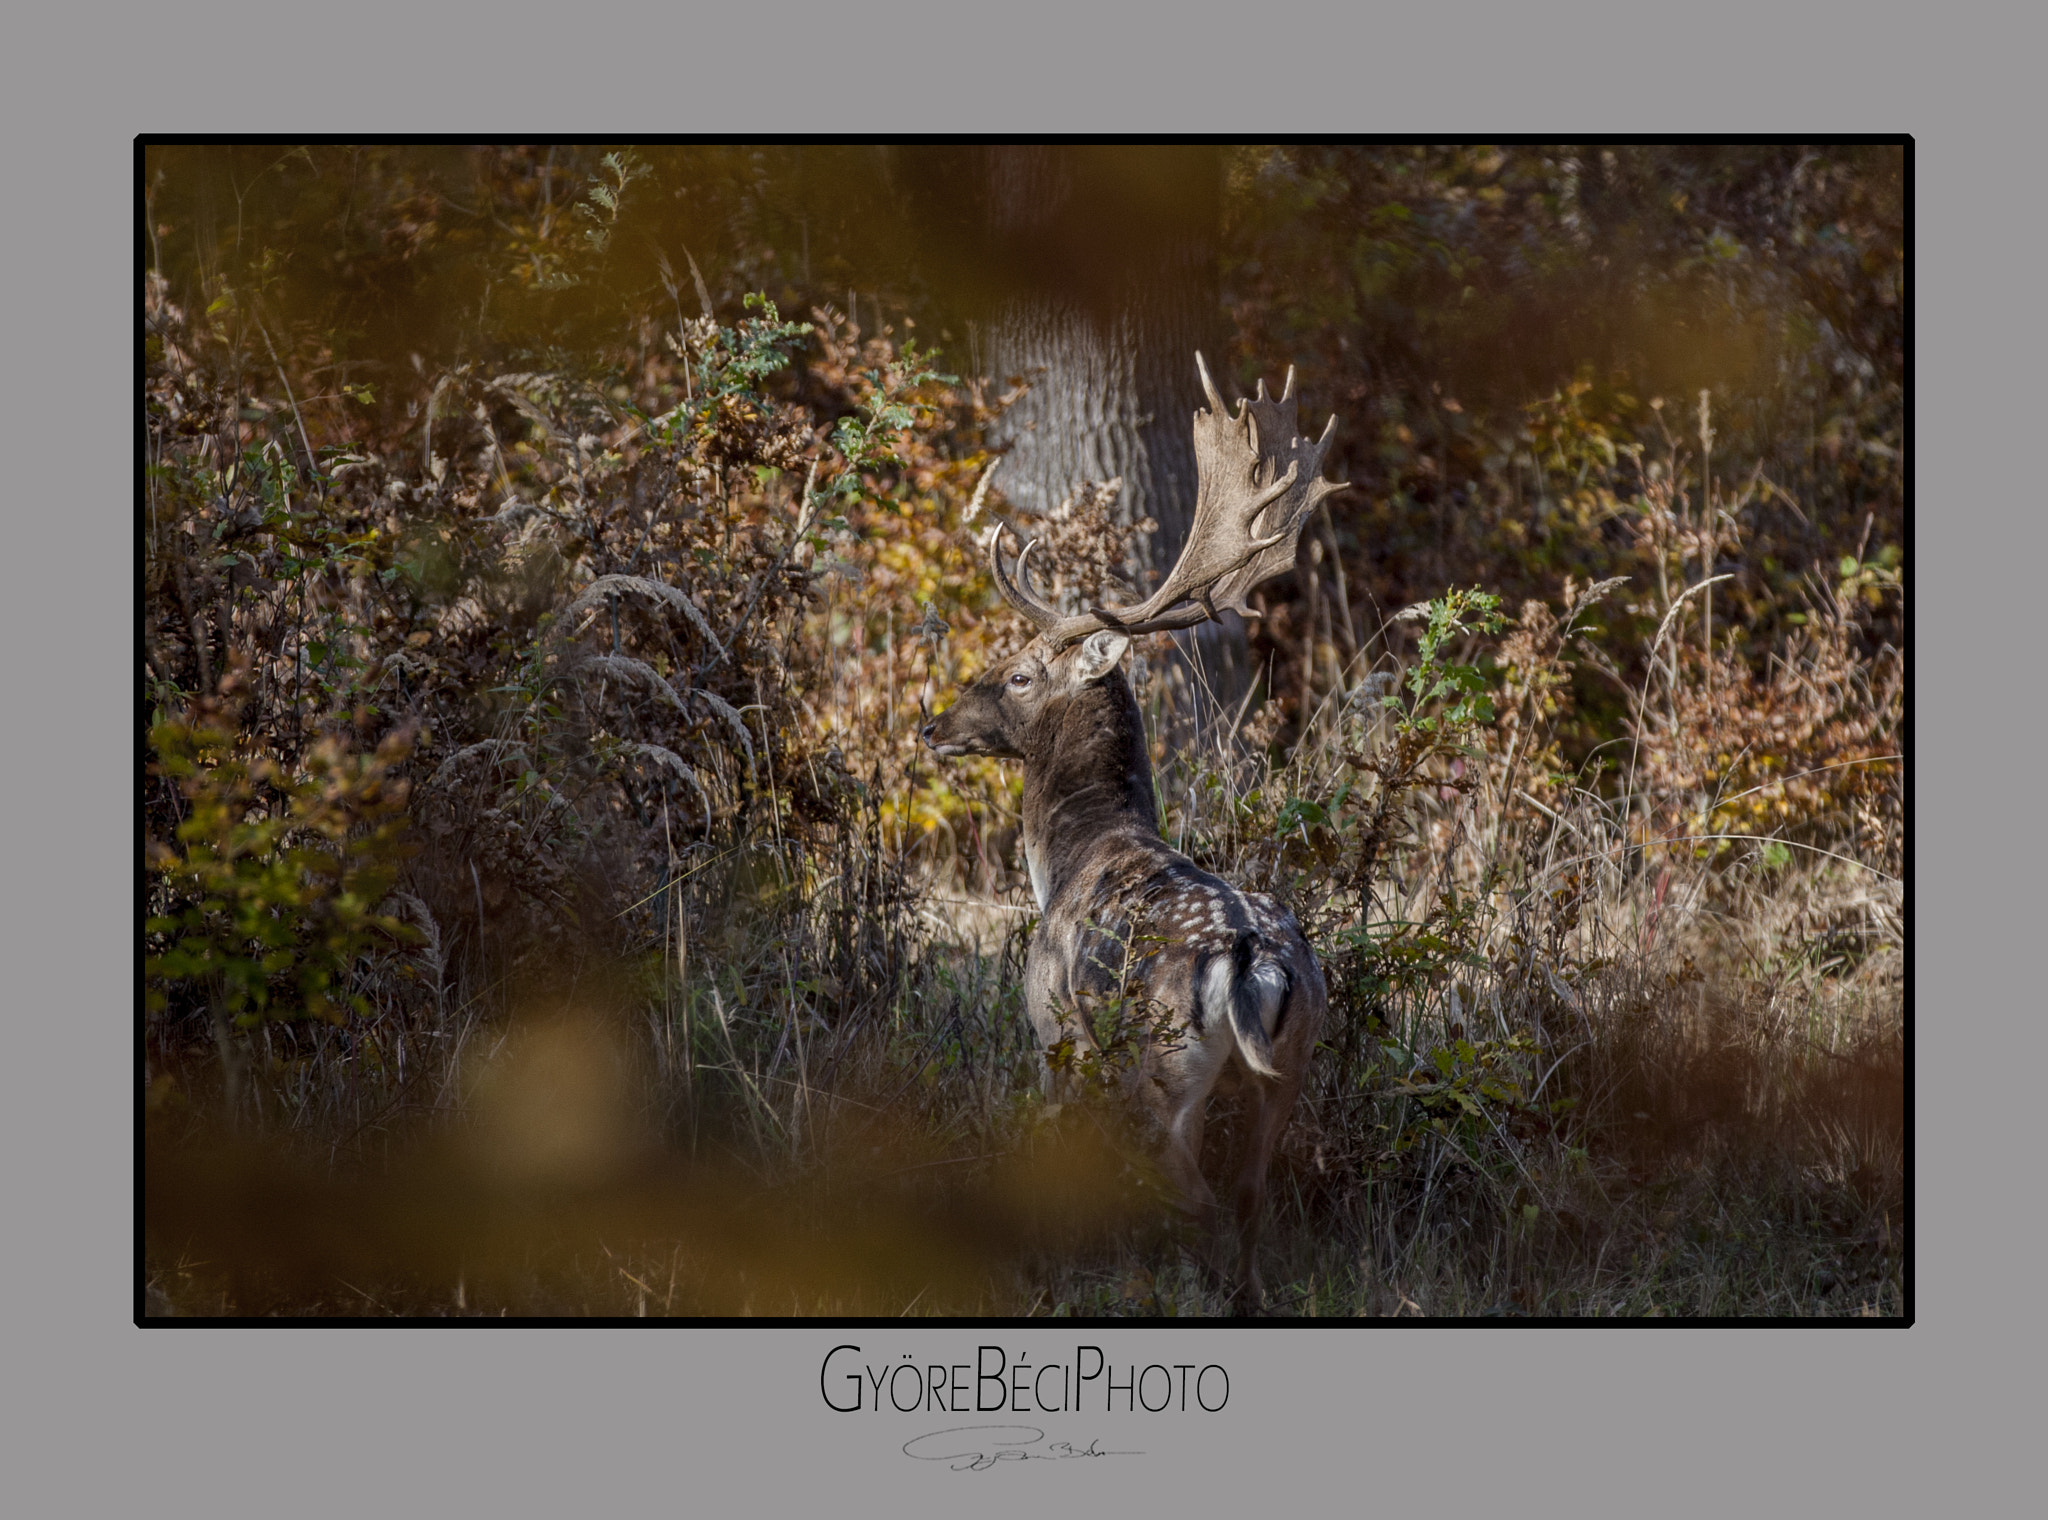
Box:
252, 313, 320, 496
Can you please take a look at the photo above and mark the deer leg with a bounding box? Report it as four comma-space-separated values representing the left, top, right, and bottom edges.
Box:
1140, 1021, 1237, 1291
1229, 1077, 1298, 1308
1159, 1084, 1218, 1229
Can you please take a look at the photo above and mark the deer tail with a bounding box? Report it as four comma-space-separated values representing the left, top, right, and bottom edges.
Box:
1211, 933, 1288, 1079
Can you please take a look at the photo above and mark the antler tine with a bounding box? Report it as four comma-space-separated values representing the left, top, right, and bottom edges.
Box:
1016, 536, 1052, 605
1230, 462, 1299, 549
987, 518, 1062, 632
1196, 350, 1227, 415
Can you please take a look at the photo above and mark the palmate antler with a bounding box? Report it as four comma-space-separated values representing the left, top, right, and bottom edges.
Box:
989, 353, 1346, 649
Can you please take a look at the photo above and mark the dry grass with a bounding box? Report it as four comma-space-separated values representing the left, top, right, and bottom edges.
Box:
146, 575, 1903, 1319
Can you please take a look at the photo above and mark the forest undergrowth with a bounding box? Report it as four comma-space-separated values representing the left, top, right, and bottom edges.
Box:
143, 148, 1904, 1318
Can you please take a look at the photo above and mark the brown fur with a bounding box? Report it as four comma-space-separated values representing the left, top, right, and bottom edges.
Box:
926, 632, 1326, 1303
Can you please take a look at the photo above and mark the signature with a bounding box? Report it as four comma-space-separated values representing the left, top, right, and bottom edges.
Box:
901, 1425, 1142, 1471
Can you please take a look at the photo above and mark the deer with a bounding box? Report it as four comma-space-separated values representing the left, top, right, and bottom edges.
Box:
920, 355, 1345, 1306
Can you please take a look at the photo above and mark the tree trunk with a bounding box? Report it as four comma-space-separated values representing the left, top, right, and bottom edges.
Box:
898, 146, 1251, 721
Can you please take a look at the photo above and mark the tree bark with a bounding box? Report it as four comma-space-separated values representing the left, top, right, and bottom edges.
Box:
897, 146, 1251, 721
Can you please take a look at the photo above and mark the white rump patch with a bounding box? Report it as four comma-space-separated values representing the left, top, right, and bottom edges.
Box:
1200, 955, 1235, 1034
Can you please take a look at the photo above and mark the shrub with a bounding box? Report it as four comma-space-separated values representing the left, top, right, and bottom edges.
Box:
145, 695, 417, 1027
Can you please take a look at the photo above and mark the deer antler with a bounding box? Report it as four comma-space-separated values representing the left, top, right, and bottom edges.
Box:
986, 353, 1346, 649
986, 517, 1062, 633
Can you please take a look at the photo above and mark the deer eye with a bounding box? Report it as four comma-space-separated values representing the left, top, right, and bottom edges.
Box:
1007, 671, 1032, 689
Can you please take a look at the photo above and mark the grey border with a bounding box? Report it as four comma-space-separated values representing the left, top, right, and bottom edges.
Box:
14, 2, 2017, 1507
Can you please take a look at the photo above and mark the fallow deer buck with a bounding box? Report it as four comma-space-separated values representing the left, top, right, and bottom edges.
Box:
921, 355, 1344, 1305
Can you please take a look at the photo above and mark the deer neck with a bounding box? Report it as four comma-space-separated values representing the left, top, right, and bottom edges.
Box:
1019, 671, 1159, 910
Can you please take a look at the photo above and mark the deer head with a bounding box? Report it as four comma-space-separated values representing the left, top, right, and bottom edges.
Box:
918, 628, 1136, 760
923, 352, 1345, 760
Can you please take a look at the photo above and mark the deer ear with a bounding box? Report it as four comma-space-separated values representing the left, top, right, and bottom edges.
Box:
1071, 629, 1131, 684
